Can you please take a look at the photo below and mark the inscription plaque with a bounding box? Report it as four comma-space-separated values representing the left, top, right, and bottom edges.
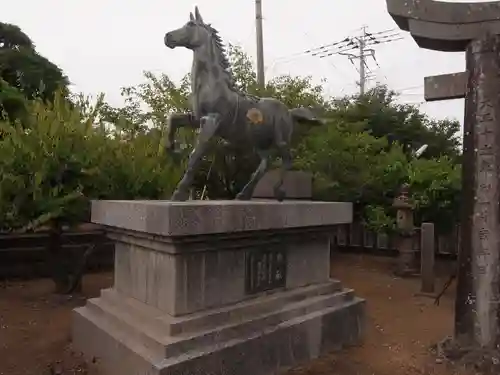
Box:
245, 247, 287, 294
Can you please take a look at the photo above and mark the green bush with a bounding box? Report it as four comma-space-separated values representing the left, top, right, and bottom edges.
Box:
294, 119, 408, 229
408, 156, 461, 232
0, 92, 181, 232
0, 41, 463, 235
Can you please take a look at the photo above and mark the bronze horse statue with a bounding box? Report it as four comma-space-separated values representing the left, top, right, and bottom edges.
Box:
164, 7, 322, 201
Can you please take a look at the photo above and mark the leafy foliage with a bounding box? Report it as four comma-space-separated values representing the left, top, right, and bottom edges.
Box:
0, 22, 69, 122
0, 23, 33, 49
0, 22, 462, 237
0, 78, 27, 121
332, 85, 461, 159
294, 119, 409, 231
408, 156, 461, 232
0, 90, 181, 232
91, 42, 461, 231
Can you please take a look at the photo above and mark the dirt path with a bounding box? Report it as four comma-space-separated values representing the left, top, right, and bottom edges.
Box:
0, 254, 466, 375
285, 254, 461, 375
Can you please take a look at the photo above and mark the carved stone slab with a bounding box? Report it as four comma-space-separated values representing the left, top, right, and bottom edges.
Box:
424, 71, 467, 101
387, 0, 500, 51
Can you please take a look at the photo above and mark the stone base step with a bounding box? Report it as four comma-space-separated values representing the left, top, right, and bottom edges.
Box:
101, 279, 342, 335
73, 292, 365, 375
81, 282, 353, 360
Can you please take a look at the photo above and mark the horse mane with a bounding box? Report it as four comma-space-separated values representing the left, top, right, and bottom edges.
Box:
203, 23, 258, 100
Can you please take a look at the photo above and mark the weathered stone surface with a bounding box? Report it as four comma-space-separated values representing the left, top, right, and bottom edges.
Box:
387, 0, 500, 353
424, 71, 467, 101
420, 222, 435, 294
252, 170, 312, 199
73, 284, 365, 375
386, 0, 500, 51
91, 200, 352, 236
107, 226, 332, 316
454, 34, 500, 348
74, 199, 364, 374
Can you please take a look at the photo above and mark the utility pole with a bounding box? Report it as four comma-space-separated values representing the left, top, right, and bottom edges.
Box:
349, 26, 371, 95
255, 0, 265, 88
358, 26, 367, 95
334, 26, 373, 95
306, 26, 402, 95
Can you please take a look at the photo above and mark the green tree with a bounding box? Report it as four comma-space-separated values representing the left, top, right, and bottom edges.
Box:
0, 23, 33, 49
295, 119, 408, 230
0, 91, 181, 292
332, 85, 461, 159
0, 22, 69, 122
227, 44, 259, 94
99, 44, 462, 231
0, 78, 27, 122
408, 156, 461, 233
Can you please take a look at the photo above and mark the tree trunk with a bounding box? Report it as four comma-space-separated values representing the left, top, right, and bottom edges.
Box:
48, 220, 69, 294
454, 33, 500, 352
48, 220, 84, 294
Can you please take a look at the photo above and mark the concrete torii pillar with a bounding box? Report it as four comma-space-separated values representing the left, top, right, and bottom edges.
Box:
387, 0, 500, 352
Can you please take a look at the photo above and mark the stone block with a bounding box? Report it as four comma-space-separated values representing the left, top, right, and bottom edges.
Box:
91, 200, 351, 236
73, 200, 364, 375
252, 170, 313, 199
424, 71, 467, 101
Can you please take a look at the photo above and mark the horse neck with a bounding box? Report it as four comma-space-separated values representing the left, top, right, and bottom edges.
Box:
191, 42, 233, 98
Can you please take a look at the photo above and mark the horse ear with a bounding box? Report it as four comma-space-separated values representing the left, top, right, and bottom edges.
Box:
194, 6, 203, 23
189, 12, 195, 22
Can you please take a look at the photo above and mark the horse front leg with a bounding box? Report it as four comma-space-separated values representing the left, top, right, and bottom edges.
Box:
166, 112, 196, 152
235, 150, 270, 200
171, 113, 220, 201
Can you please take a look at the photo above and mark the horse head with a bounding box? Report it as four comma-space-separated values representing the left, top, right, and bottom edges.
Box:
164, 7, 211, 50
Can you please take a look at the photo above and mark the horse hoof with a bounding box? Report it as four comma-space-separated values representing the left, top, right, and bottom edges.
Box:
171, 191, 189, 201
274, 189, 285, 202
235, 193, 250, 201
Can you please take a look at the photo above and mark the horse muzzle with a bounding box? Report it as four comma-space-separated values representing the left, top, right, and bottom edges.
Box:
164, 33, 176, 48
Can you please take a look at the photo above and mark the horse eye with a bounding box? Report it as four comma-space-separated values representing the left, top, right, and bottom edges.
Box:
187, 21, 195, 26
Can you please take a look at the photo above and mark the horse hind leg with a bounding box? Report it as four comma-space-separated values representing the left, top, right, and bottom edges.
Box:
235, 150, 270, 200
273, 117, 293, 202
273, 144, 292, 202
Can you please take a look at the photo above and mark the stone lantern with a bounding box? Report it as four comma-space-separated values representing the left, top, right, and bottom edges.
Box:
393, 183, 417, 276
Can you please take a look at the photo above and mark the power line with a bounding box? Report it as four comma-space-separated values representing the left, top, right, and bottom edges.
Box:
313, 29, 401, 57
269, 28, 403, 66
270, 28, 392, 62
305, 26, 403, 95
394, 85, 424, 92
306, 28, 397, 56
264, 25, 403, 95
302, 28, 382, 55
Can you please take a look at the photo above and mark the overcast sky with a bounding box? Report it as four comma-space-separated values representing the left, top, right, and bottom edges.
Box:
4, 0, 472, 124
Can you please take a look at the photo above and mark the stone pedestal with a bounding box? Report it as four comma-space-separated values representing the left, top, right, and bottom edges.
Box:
73, 200, 365, 375
393, 184, 417, 276
252, 170, 313, 199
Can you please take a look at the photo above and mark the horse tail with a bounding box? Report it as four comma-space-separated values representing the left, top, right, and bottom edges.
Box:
289, 107, 324, 125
